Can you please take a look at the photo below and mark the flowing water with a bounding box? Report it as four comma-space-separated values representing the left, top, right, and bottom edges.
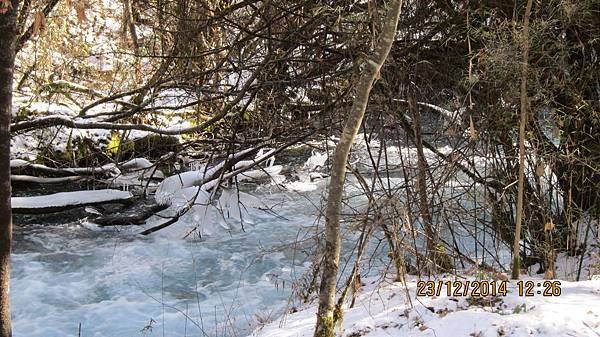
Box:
11, 189, 320, 337
10, 147, 512, 337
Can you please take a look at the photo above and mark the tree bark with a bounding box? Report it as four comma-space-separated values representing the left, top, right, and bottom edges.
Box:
314, 1, 402, 336
0, 1, 18, 336
512, 0, 533, 280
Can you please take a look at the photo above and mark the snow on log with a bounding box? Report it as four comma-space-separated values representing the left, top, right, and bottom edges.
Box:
10, 159, 120, 177
11, 189, 134, 214
11, 175, 83, 184
392, 98, 460, 121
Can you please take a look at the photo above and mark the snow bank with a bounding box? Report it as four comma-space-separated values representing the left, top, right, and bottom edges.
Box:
252, 276, 600, 337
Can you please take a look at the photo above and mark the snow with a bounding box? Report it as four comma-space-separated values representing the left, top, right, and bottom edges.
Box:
252, 275, 600, 337
104, 158, 164, 190
10, 159, 120, 176
155, 148, 281, 207
283, 151, 328, 192
304, 151, 328, 170
10, 159, 34, 168
285, 181, 321, 192
154, 88, 199, 109
240, 165, 284, 183
120, 157, 153, 170
11, 175, 82, 184
393, 98, 460, 121
11, 189, 133, 210
24, 102, 78, 116
10, 124, 113, 160
155, 148, 258, 205
155, 170, 209, 205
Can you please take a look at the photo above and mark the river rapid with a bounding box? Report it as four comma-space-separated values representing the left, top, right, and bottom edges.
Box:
11, 188, 320, 337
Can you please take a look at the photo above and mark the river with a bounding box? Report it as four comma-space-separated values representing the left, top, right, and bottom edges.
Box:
12, 188, 320, 337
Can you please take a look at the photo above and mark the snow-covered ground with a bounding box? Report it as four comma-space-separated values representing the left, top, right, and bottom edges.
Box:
253, 275, 600, 337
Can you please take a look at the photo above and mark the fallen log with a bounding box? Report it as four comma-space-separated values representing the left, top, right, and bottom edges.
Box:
90, 199, 168, 226
11, 189, 133, 214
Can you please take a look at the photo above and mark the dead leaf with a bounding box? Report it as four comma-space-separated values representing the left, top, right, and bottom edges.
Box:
535, 163, 545, 177
552, 126, 560, 138
66, 0, 72, 8
469, 115, 478, 140
32, 12, 46, 37
495, 273, 509, 282
419, 325, 429, 331
544, 219, 555, 232
437, 307, 451, 317
0, 0, 12, 14
75, 2, 87, 24
447, 126, 456, 136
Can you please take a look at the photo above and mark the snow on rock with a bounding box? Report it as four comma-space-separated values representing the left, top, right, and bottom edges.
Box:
12, 189, 133, 213
283, 152, 329, 192
240, 165, 285, 183
252, 276, 600, 337
304, 151, 328, 171
285, 180, 320, 192
155, 170, 208, 205
150, 148, 286, 237
218, 188, 267, 221
110, 158, 164, 189
120, 158, 154, 170
9, 159, 31, 168
155, 147, 275, 205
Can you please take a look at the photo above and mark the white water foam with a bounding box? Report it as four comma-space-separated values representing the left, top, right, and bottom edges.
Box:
11, 190, 320, 337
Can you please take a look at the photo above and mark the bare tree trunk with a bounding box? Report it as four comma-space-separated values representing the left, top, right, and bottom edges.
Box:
512, 0, 533, 280
0, 1, 18, 336
314, 1, 402, 336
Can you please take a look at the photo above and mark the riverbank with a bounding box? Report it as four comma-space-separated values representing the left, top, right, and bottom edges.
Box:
252, 274, 600, 337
